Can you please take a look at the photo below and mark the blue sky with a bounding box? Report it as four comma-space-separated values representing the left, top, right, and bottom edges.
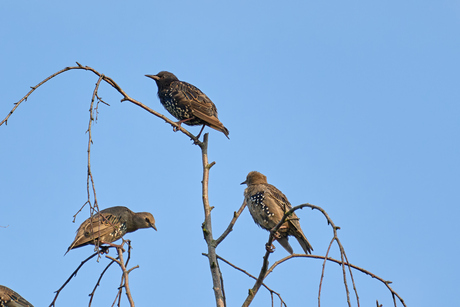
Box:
1, 1, 459, 306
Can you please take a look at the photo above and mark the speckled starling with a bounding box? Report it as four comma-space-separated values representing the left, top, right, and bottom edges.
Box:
0, 285, 34, 307
145, 71, 229, 139
66, 206, 156, 253
241, 171, 313, 254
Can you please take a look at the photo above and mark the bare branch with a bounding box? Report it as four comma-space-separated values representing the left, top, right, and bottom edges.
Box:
1, 63, 201, 145
106, 241, 137, 307
265, 254, 406, 307
49, 248, 110, 307
203, 253, 287, 307
215, 201, 247, 246
84, 75, 106, 256
1, 65, 82, 126
200, 133, 226, 307
318, 237, 335, 306
297, 203, 359, 307
242, 205, 313, 306
88, 258, 116, 307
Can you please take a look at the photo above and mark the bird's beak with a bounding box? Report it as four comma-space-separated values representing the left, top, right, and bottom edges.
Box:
145, 74, 160, 81
150, 223, 157, 231
240, 180, 247, 185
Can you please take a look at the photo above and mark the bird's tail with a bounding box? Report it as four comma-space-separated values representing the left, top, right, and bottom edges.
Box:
210, 124, 229, 139
276, 236, 294, 254
192, 109, 230, 139
294, 230, 313, 254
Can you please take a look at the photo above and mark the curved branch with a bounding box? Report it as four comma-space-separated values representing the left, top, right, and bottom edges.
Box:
265, 254, 406, 307
244, 203, 352, 307
298, 203, 359, 307
242, 204, 313, 306
1, 63, 201, 144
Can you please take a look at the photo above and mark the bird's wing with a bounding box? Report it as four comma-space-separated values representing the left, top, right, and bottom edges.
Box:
169, 81, 229, 136
171, 81, 218, 115
0, 288, 34, 307
267, 184, 293, 212
267, 185, 313, 253
67, 213, 118, 250
267, 184, 305, 231
174, 81, 227, 124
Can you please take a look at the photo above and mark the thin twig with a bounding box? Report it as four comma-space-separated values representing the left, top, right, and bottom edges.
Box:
49, 250, 105, 307
215, 201, 247, 246
85, 75, 103, 254
318, 237, 335, 306
88, 259, 116, 307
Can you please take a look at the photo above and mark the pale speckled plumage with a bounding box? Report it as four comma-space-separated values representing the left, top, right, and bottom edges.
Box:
242, 171, 313, 254
66, 206, 156, 253
0, 285, 34, 307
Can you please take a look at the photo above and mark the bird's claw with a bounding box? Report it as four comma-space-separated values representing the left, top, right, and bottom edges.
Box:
265, 243, 275, 253
273, 231, 282, 239
100, 241, 126, 252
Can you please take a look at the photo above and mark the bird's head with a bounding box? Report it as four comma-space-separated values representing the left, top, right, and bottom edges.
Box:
241, 171, 268, 186
134, 212, 157, 231
145, 71, 179, 87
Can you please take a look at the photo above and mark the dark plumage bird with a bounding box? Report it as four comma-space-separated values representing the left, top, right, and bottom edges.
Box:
0, 285, 34, 307
241, 171, 313, 254
66, 206, 156, 253
145, 71, 229, 139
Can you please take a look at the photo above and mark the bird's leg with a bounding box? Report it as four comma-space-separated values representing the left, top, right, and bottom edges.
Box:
99, 246, 110, 254
278, 225, 289, 232
100, 241, 126, 253
173, 117, 195, 132
195, 124, 206, 140
265, 230, 284, 253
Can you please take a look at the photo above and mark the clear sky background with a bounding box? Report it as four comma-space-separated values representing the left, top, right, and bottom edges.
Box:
1, 1, 459, 306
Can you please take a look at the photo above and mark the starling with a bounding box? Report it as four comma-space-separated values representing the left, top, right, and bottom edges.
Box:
0, 285, 34, 307
241, 171, 313, 254
145, 71, 229, 139
66, 206, 156, 253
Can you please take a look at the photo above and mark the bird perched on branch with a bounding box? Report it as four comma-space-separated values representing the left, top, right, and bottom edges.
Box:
0, 285, 34, 307
241, 171, 313, 254
145, 71, 229, 140
66, 206, 156, 254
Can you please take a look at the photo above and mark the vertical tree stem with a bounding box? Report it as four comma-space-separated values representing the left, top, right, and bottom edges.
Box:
117, 247, 134, 307
200, 133, 225, 307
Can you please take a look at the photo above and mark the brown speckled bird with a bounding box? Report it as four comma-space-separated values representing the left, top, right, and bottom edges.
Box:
0, 285, 34, 307
241, 171, 313, 254
66, 206, 156, 254
145, 71, 229, 139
